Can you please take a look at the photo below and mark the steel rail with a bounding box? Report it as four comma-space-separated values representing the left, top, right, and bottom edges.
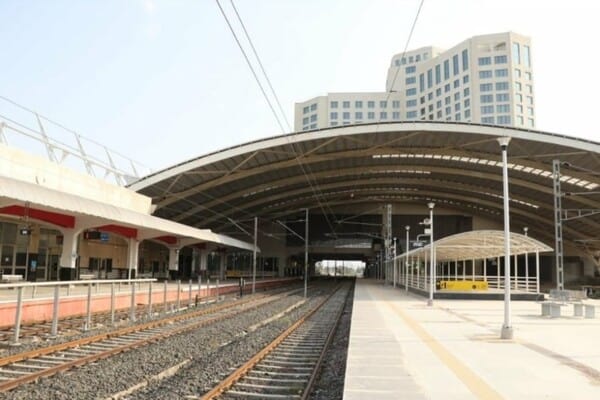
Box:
200, 282, 350, 399
0, 287, 303, 392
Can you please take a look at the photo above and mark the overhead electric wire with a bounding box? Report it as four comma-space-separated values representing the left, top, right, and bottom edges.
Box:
216, 0, 340, 238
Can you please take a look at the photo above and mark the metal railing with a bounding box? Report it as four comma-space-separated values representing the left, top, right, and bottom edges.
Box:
0, 96, 152, 185
1, 278, 223, 345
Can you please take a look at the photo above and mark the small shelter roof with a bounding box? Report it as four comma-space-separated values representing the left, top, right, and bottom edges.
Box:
397, 230, 553, 263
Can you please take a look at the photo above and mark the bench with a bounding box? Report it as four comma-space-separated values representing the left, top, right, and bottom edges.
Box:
541, 289, 595, 318
79, 274, 95, 280
1, 274, 23, 283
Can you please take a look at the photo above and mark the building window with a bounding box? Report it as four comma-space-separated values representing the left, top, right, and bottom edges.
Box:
464, 109, 471, 118
303, 106, 310, 114
409, 56, 414, 63
406, 99, 417, 107
406, 88, 417, 96
497, 115, 511, 124
444, 83, 451, 93
452, 54, 459, 76
419, 73, 425, 92
428, 92, 433, 101
464, 87, 470, 97
526, 84, 533, 94
445, 96, 451, 105
462, 49, 469, 71
355, 112, 363, 119
479, 70, 492, 79
516, 105, 523, 114
343, 101, 350, 108
330, 101, 338, 109
343, 112, 350, 119
392, 100, 400, 109
367, 101, 376, 109
380, 111, 388, 120
302, 117, 309, 124
497, 104, 510, 113
512, 42, 520, 64
528, 107, 534, 116
517, 116, 524, 125
480, 94, 493, 103
464, 98, 470, 108
405, 76, 416, 85
310, 123, 317, 129
455, 113, 461, 121
515, 82, 522, 91
427, 69, 433, 88
406, 66, 416, 74
496, 82, 509, 91
435, 65, 441, 84
525, 72, 532, 80
526, 96, 533, 105
481, 105, 494, 114
482, 116, 494, 124
436, 88, 442, 97
514, 68, 521, 78
495, 68, 508, 77
494, 55, 508, 64
310, 114, 317, 122
310, 103, 317, 111
496, 93, 510, 102
407, 111, 417, 118
330, 112, 338, 120
445, 106, 451, 115
330, 121, 338, 127
368, 111, 375, 119
455, 103, 461, 111
437, 110, 442, 118
463, 75, 469, 84
380, 100, 388, 108
436, 100, 442, 109
355, 101, 363, 108
528, 118, 534, 127
523, 45, 531, 67
428, 104, 434, 112
416, 54, 421, 62
478, 57, 492, 66
516, 93, 523, 103
480, 83, 493, 92
454, 92, 460, 101
453, 79, 460, 88
444, 59, 450, 80
392, 111, 400, 119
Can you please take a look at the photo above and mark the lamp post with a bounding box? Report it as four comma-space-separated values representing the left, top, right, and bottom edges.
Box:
405, 226, 410, 291
392, 237, 397, 287
498, 137, 513, 340
524, 227, 529, 292
427, 202, 435, 306
304, 208, 309, 299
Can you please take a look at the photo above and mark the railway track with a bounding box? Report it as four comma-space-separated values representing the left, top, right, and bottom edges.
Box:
0, 286, 303, 392
201, 281, 352, 399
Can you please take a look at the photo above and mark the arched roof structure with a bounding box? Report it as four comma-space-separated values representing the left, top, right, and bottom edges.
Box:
129, 122, 600, 253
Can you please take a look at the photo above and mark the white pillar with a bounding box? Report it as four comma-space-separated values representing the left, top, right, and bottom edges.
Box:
219, 254, 226, 280
462, 260, 466, 280
484, 258, 487, 282
454, 259, 458, 280
127, 238, 140, 280
168, 247, 179, 280
59, 229, 79, 270
497, 256, 501, 289
514, 254, 518, 290
535, 251, 540, 294
472, 259, 475, 281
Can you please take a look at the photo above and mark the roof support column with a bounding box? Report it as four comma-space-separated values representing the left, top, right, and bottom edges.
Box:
127, 238, 140, 280
168, 247, 180, 281
499, 136, 513, 340
59, 228, 81, 280
514, 254, 518, 290
535, 251, 540, 294
484, 258, 487, 282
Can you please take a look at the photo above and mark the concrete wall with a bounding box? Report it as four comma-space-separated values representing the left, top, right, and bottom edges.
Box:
0, 143, 152, 214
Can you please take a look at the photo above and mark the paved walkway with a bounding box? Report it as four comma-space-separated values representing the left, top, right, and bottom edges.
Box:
344, 279, 600, 399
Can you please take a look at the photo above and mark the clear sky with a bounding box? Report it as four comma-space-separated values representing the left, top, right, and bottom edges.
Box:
1, 0, 599, 175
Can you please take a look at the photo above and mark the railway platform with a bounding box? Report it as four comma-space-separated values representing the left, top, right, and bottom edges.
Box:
344, 279, 600, 399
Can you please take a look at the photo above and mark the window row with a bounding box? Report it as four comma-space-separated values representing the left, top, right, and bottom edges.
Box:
330, 111, 402, 120
330, 100, 401, 109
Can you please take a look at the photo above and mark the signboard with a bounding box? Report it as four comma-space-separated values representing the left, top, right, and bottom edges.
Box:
100, 232, 110, 242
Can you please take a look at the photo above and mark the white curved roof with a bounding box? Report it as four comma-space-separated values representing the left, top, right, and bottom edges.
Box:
129, 121, 600, 252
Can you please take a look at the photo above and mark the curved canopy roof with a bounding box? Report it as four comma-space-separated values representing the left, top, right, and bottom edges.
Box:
130, 122, 600, 252
399, 230, 553, 262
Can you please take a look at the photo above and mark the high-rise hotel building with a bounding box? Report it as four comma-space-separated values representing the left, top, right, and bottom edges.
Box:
294, 32, 534, 131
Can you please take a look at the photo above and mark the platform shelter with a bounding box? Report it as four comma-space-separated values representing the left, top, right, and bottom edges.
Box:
389, 230, 553, 298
